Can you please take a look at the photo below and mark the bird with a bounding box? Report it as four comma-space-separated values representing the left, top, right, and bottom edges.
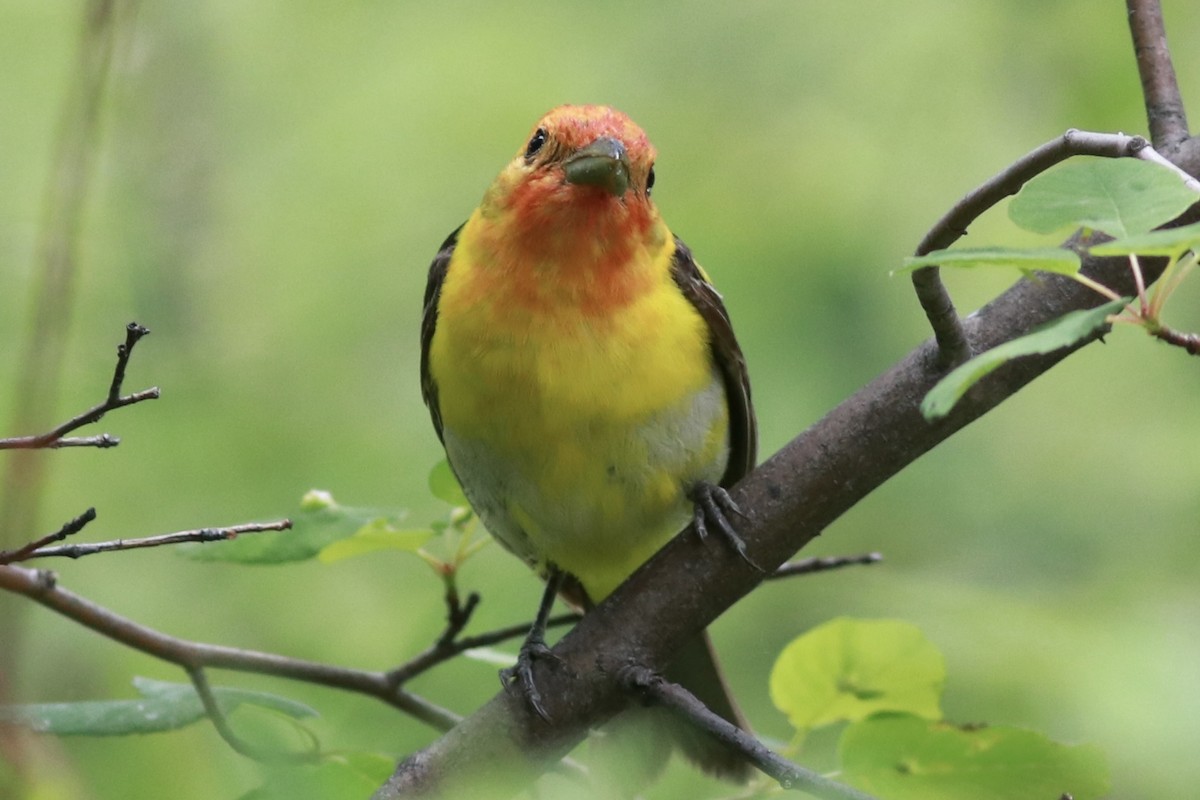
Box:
420, 104, 756, 782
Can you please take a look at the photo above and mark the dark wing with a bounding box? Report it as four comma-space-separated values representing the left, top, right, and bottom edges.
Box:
663, 242, 760, 779
669, 236, 757, 486
420, 224, 463, 444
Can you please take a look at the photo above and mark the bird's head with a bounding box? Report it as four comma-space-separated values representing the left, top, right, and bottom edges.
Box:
480, 105, 665, 258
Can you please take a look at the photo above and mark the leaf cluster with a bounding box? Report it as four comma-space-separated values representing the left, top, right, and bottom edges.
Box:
899, 157, 1200, 418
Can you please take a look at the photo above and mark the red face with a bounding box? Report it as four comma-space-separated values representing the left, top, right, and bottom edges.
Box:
491, 106, 661, 261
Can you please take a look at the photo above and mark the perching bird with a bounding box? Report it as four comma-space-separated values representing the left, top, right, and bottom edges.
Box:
420, 104, 756, 781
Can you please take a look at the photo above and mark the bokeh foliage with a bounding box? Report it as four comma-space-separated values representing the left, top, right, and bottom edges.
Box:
3, 2, 1199, 798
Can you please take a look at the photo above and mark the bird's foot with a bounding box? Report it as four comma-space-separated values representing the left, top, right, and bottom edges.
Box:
501, 567, 566, 721
501, 631, 561, 722
690, 482, 765, 573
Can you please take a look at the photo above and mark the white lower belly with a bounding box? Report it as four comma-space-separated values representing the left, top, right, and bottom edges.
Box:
443, 374, 729, 599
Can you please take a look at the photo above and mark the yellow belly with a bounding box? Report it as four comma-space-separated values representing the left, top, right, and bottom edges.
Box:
430, 241, 730, 600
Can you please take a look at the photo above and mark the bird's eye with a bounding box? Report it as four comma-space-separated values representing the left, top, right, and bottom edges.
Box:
525, 128, 548, 161
646, 166, 656, 196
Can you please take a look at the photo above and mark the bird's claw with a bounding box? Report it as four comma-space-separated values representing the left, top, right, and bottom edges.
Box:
691, 483, 765, 573
501, 635, 560, 722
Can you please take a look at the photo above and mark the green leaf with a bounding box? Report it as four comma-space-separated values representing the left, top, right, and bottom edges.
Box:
840, 714, 1110, 800
178, 490, 407, 564
1089, 219, 1200, 259
239, 752, 394, 800
318, 521, 434, 563
1009, 157, 1200, 238
428, 460, 468, 506
898, 247, 1081, 276
0, 677, 315, 736
769, 618, 944, 732
921, 297, 1130, 420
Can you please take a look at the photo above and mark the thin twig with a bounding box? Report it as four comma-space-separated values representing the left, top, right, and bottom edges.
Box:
40, 434, 121, 449
1132, 144, 1200, 193
767, 552, 882, 580
107, 322, 147, 404
455, 614, 579, 651
385, 590, 481, 685
435, 588, 480, 649
0, 323, 160, 451
1149, 324, 1200, 354
0, 508, 97, 565
909, 130, 1192, 367
1126, 0, 1190, 150
0, 562, 460, 732
18, 520, 292, 561
387, 604, 580, 687
1129, 254, 1150, 316
621, 666, 879, 800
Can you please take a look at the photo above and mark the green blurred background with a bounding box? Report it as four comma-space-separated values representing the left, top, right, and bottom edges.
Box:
3, 2, 1199, 798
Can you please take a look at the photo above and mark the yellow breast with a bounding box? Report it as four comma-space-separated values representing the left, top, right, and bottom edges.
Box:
429, 212, 730, 599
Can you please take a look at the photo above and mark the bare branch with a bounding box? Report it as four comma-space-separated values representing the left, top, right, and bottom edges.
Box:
107, 322, 149, 404
1149, 324, 1200, 354
453, 614, 579, 652
39, 434, 121, 449
1126, 0, 1190, 150
387, 608, 579, 688
19, 520, 292, 561
1133, 143, 1200, 191
0, 508, 96, 565
767, 552, 882, 580
436, 588, 481, 649
0, 563, 459, 733
908, 266, 968, 368
0, 323, 160, 451
621, 666, 878, 799
385, 590, 480, 686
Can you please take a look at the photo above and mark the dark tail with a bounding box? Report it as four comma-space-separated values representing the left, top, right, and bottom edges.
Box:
662, 631, 753, 782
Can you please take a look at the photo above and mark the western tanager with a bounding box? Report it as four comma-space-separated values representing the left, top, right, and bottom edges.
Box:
420, 104, 755, 780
